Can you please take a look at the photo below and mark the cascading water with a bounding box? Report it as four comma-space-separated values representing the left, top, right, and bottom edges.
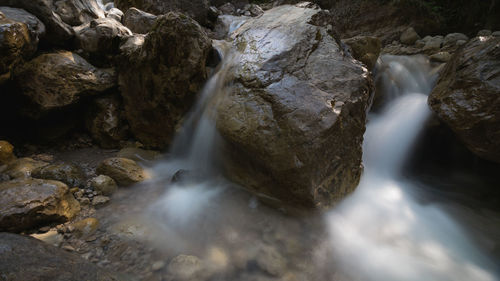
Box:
326, 55, 499, 281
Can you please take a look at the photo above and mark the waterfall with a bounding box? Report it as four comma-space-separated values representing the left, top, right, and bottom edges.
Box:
326, 55, 499, 281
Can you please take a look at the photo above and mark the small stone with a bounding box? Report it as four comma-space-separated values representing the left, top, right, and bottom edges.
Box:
167, 255, 203, 280
92, 196, 110, 206
31, 230, 64, 247
89, 175, 118, 196
492, 31, 500, 37
477, 29, 492, 36
151, 260, 165, 271
256, 245, 287, 277
66, 225, 75, 233
62, 245, 75, 252
70, 187, 80, 193
80, 198, 91, 205
71, 218, 99, 238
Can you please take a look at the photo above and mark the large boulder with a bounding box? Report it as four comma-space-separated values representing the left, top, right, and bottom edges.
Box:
115, 0, 214, 27
0, 11, 32, 84
96, 157, 147, 186
0, 233, 124, 281
0, 178, 80, 232
12, 51, 116, 117
429, 36, 500, 163
216, 4, 372, 208
118, 13, 211, 148
74, 17, 132, 65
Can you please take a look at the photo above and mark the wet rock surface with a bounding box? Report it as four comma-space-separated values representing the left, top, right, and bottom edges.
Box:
0, 233, 125, 281
216, 4, 372, 208
118, 12, 211, 148
97, 157, 147, 186
429, 36, 500, 163
0, 178, 80, 232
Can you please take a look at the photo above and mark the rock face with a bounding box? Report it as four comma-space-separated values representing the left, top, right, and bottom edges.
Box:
216, 5, 372, 208
118, 13, 211, 148
96, 157, 147, 186
115, 0, 213, 27
13, 51, 116, 116
0, 178, 80, 232
123, 7, 157, 34
429, 36, 500, 163
0, 233, 124, 281
343, 35, 381, 70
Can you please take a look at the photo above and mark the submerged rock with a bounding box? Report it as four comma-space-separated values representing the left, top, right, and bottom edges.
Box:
429, 36, 500, 163
0, 233, 124, 280
118, 13, 211, 148
96, 157, 147, 186
216, 4, 372, 208
166, 255, 203, 281
13, 51, 116, 117
0, 178, 80, 232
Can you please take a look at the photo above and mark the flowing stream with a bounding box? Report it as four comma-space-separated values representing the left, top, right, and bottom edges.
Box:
326, 55, 499, 281
135, 50, 500, 280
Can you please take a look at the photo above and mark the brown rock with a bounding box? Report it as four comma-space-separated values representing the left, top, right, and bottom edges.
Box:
123, 7, 157, 34
32, 163, 85, 187
0, 140, 16, 164
4, 157, 49, 178
429, 36, 500, 163
89, 175, 117, 195
96, 157, 147, 186
13, 51, 116, 117
118, 13, 211, 148
0, 178, 80, 232
70, 217, 99, 237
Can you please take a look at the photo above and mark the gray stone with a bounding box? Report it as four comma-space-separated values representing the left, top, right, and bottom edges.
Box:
400, 27, 420, 45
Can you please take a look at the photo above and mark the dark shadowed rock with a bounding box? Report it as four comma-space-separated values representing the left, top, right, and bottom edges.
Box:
32, 163, 85, 187
343, 35, 381, 70
0, 233, 125, 280
115, 0, 214, 27
429, 36, 500, 163
0, 6, 45, 45
123, 7, 157, 34
216, 5, 372, 208
0, 140, 15, 164
86, 94, 129, 148
0, 178, 80, 232
118, 13, 211, 148
13, 51, 116, 117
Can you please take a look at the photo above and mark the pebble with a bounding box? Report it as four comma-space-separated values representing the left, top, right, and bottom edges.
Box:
92, 195, 110, 206
152, 260, 165, 271
62, 245, 76, 252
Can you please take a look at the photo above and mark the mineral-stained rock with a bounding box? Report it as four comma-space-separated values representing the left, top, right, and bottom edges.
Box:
216, 5, 372, 208
0, 233, 124, 280
429, 36, 500, 163
13, 51, 116, 117
123, 7, 157, 34
118, 13, 211, 148
0, 178, 80, 232
96, 157, 147, 186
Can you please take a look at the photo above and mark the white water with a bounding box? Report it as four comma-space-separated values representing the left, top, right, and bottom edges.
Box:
326, 55, 499, 281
